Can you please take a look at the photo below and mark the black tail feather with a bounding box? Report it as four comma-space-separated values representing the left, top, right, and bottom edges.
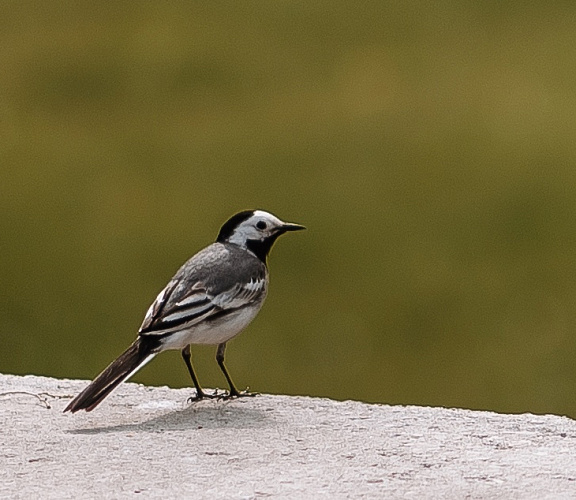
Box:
64, 337, 157, 413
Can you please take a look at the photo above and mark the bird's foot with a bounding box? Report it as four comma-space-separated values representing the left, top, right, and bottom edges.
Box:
187, 389, 221, 403
217, 388, 259, 401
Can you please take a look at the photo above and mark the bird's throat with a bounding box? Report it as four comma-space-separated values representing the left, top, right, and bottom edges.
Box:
246, 234, 281, 263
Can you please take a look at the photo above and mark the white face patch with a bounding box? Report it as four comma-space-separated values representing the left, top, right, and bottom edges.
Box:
226, 211, 286, 247
252, 210, 284, 225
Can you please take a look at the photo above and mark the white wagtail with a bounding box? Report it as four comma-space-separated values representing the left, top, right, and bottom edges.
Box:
64, 209, 305, 413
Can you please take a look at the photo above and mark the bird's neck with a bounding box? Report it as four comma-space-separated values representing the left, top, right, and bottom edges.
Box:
245, 235, 280, 264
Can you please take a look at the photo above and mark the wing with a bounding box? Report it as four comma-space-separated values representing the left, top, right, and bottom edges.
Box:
138, 275, 267, 336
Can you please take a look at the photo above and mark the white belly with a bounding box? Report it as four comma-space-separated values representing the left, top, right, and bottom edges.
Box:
158, 302, 264, 349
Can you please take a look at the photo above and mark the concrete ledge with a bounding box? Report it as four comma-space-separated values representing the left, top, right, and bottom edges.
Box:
2, 373, 576, 498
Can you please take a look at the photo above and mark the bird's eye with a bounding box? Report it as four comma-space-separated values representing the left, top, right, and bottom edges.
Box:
256, 221, 267, 230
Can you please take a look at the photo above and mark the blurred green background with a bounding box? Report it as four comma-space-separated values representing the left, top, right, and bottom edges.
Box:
3, 2, 576, 417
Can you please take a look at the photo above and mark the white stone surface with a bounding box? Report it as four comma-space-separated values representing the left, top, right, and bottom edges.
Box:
1, 373, 576, 499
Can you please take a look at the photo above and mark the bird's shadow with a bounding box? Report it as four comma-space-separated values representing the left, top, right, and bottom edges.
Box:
66, 400, 274, 435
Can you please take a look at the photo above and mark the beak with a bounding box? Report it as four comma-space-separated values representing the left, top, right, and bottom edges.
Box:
281, 222, 306, 232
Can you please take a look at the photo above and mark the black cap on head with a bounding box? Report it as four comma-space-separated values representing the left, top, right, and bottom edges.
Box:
216, 210, 254, 243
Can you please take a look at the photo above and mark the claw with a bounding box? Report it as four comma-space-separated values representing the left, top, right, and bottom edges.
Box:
217, 389, 259, 401
187, 389, 220, 403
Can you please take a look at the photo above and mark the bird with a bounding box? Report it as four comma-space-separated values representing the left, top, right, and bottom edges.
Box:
64, 209, 305, 413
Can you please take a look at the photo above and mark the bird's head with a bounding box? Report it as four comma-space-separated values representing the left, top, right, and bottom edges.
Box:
217, 209, 305, 263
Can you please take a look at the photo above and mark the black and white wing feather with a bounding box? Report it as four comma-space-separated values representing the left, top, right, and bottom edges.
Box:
138, 243, 267, 336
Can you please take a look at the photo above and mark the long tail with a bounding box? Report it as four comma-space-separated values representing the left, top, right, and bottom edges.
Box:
64, 337, 158, 413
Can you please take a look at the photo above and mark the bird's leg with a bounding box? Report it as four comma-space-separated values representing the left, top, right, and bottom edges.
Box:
181, 345, 217, 401
216, 342, 257, 399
